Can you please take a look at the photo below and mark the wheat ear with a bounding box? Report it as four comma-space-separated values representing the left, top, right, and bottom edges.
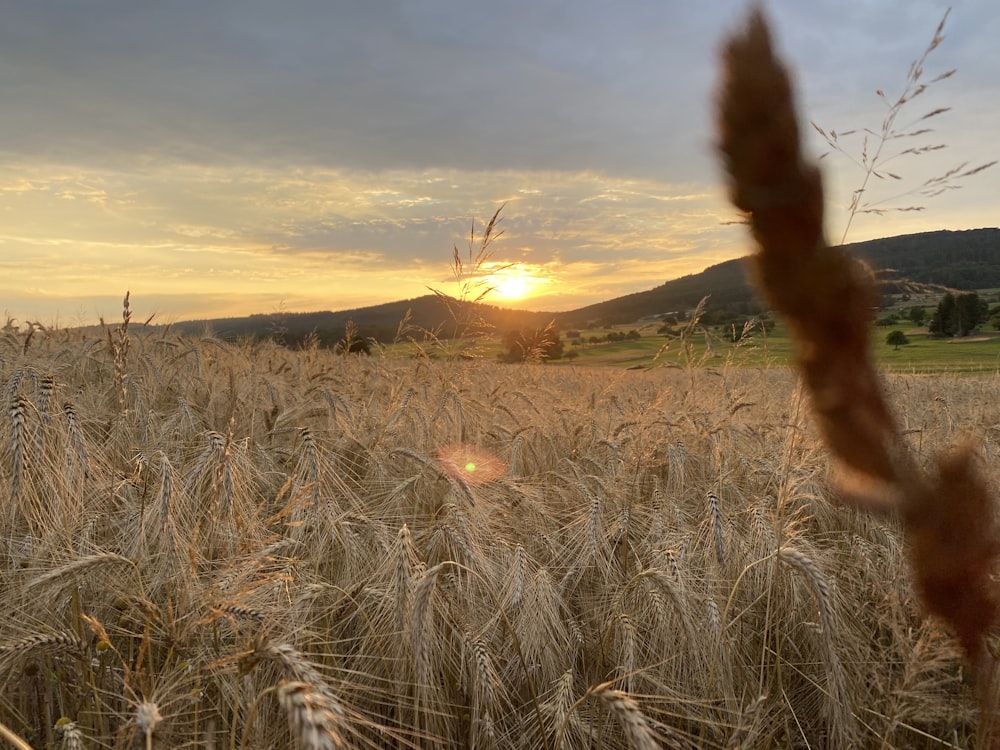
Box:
136, 702, 162, 750
708, 491, 726, 567
55, 718, 84, 750
9, 395, 27, 510
277, 681, 347, 750
591, 683, 660, 750
778, 545, 853, 742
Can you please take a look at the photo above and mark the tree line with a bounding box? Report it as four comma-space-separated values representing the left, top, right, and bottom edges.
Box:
927, 291, 991, 337
884, 290, 997, 349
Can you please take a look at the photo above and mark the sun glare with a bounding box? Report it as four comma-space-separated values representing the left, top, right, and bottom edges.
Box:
487, 265, 546, 302
495, 275, 530, 300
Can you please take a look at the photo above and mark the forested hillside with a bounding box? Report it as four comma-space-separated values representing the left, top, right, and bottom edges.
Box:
854, 228, 1000, 289
555, 228, 1000, 327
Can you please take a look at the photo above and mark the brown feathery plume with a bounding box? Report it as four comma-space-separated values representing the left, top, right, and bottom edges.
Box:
716, 2, 999, 726
717, 9, 902, 499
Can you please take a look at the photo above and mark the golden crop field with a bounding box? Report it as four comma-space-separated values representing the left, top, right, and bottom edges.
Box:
2, 321, 997, 749
3, 7, 997, 749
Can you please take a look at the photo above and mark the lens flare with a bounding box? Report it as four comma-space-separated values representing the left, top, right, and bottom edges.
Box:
436, 444, 507, 484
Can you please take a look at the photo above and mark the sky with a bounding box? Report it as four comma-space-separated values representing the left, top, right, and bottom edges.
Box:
1, 1, 998, 326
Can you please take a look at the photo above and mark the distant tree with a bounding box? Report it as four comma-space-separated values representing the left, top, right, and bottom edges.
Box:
928, 292, 957, 336
908, 306, 927, 326
929, 291, 987, 336
542, 331, 564, 360
886, 330, 909, 350
877, 313, 899, 327
564, 349, 580, 361
625, 329, 641, 341
955, 291, 989, 336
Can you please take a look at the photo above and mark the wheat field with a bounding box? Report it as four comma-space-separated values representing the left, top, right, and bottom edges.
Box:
1, 319, 997, 749
3, 6, 994, 748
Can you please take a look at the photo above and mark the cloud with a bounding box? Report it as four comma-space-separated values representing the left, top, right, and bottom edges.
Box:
0, 1, 996, 324
0, 158, 745, 320
0, 2, 778, 179
3, 3, 996, 175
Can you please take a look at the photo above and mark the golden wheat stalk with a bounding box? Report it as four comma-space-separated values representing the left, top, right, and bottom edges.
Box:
0, 720, 32, 750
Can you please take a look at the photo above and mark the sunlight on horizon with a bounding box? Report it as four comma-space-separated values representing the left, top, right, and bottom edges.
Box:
0, 157, 993, 326
484, 263, 552, 303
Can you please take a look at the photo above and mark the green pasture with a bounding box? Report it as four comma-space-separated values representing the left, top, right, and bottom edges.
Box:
381, 320, 1000, 375
874, 330, 1000, 373
557, 325, 1000, 374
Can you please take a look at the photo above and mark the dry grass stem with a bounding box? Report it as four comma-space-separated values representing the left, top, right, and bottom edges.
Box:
811, 9, 995, 242
0, 720, 33, 750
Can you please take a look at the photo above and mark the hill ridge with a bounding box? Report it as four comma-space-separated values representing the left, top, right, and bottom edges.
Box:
177, 227, 1000, 342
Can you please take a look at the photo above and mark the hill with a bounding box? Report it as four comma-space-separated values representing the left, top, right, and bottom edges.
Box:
553, 255, 751, 328
178, 295, 553, 347
851, 227, 1000, 289
554, 228, 1000, 327
178, 227, 1000, 343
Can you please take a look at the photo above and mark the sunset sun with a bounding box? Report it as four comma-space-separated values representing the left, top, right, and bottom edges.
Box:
486, 265, 547, 302
495, 274, 530, 300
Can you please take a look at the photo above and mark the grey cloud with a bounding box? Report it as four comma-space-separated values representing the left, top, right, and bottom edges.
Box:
0, 2, 749, 178
2, 0, 996, 324
3, 0, 995, 182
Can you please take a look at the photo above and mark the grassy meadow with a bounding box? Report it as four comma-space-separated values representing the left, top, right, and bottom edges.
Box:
2, 318, 998, 749
547, 317, 1000, 374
